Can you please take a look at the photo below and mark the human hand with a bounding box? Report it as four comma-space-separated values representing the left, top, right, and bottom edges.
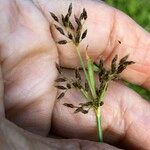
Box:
0, 0, 150, 150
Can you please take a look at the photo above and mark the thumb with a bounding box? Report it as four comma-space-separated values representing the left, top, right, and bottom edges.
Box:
34, 0, 150, 89
0, 117, 122, 150
52, 72, 150, 150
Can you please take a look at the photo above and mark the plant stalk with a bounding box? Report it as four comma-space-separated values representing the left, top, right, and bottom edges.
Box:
76, 47, 89, 82
95, 107, 103, 143
76, 46, 104, 143
76, 47, 97, 98
98, 81, 108, 103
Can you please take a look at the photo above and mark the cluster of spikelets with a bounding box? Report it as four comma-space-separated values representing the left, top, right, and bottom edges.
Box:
50, 3, 135, 114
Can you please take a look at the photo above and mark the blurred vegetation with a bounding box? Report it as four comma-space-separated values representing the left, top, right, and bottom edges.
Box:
124, 81, 150, 101
104, 0, 150, 32
104, 0, 150, 101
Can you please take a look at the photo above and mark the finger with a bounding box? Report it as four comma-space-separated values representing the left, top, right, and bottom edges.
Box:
0, 0, 58, 136
52, 69, 150, 150
0, 117, 122, 150
33, 0, 150, 89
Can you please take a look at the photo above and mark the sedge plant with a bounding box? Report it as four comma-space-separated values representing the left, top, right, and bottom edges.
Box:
50, 3, 135, 143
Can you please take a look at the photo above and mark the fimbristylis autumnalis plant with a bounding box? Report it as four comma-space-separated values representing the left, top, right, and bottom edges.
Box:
50, 3, 135, 143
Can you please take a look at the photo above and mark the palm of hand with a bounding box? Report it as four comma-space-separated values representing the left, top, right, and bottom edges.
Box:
0, 0, 150, 150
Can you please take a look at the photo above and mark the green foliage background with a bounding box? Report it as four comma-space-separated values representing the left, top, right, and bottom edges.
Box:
104, 0, 150, 32
104, 0, 150, 101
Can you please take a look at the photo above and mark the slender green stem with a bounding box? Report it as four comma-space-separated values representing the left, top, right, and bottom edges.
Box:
76, 47, 89, 82
95, 107, 103, 143
80, 88, 91, 101
76, 46, 104, 143
98, 81, 108, 103
96, 81, 109, 143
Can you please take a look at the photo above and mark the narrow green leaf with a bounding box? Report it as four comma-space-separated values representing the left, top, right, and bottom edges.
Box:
86, 54, 96, 98
93, 63, 100, 72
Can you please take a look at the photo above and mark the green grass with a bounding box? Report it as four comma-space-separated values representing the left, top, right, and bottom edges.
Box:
124, 81, 150, 101
104, 0, 150, 32
104, 0, 150, 101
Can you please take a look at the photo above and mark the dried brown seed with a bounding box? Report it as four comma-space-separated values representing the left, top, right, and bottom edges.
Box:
57, 92, 65, 99
55, 86, 67, 90
81, 29, 87, 40
56, 63, 62, 74
50, 12, 59, 22
58, 40, 68, 44
54, 25, 65, 35
55, 78, 66, 82
63, 103, 75, 108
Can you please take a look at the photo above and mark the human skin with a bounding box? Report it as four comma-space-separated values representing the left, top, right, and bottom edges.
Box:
0, 0, 150, 149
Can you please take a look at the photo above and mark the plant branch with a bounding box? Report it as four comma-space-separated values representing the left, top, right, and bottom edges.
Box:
98, 81, 108, 103
80, 88, 91, 101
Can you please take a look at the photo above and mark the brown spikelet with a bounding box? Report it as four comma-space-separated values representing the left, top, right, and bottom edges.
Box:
64, 103, 75, 108
57, 92, 65, 99
54, 25, 65, 35
55, 86, 67, 90
81, 29, 87, 40
58, 40, 68, 44
50, 12, 59, 22
55, 78, 66, 82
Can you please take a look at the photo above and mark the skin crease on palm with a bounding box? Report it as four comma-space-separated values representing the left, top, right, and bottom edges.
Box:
0, 0, 150, 149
